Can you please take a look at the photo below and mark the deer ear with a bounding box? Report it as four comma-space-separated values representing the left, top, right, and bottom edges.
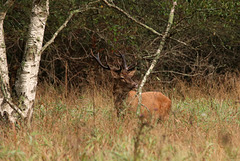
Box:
128, 70, 136, 77
111, 70, 120, 78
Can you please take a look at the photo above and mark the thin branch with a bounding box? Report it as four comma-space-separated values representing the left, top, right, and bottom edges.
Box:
153, 70, 201, 77
4, 98, 26, 118
0, 76, 9, 99
0, 76, 26, 118
3, 0, 15, 12
38, 7, 97, 55
136, 1, 177, 115
102, 0, 187, 46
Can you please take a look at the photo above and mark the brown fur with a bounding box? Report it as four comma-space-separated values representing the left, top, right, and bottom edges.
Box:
111, 70, 171, 120
91, 51, 171, 120
111, 69, 138, 116
127, 91, 171, 120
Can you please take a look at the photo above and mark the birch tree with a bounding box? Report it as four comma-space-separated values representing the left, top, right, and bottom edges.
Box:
0, 0, 15, 123
0, 0, 96, 125
0, 0, 49, 124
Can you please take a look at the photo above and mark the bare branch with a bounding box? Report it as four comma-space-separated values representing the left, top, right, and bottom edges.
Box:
2, 0, 15, 12
0, 76, 26, 118
4, 98, 26, 118
102, 0, 187, 46
39, 6, 98, 55
153, 70, 200, 77
136, 1, 177, 115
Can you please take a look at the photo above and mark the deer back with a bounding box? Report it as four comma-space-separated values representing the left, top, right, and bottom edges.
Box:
91, 50, 171, 119
127, 91, 171, 120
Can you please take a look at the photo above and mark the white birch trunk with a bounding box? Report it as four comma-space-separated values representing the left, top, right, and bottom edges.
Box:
1, 0, 76, 124
15, 0, 49, 123
0, 0, 16, 123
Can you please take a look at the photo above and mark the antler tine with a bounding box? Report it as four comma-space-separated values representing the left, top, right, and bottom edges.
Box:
114, 52, 128, 70
91, 50, 110, 70
127, 64, 135, 71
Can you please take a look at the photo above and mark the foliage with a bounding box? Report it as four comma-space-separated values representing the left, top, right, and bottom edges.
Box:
2, 0, 240, 87
1, 1, 240, 159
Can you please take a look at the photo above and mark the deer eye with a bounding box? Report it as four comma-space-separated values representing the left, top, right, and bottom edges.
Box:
120, 77, 126, 82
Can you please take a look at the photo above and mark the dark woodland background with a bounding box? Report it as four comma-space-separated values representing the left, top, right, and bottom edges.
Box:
5, 0, 240, 89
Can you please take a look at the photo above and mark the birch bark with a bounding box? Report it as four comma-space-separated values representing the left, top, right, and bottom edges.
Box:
15, 0, 49, 123
0, 0, 16, 122
137, 1, 177, 115
1, 0, 82, 124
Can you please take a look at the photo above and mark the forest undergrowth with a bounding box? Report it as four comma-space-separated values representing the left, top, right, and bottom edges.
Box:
0, 76, 240, 161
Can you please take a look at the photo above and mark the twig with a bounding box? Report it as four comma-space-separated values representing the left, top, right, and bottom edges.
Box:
152, 70, 201, 77
102, 0, 187, 46
4, 98, 26, 118
0, 78, 25, 118
3, 0, 15, 12
136, 1, 177, 115
39, 7, 97, 55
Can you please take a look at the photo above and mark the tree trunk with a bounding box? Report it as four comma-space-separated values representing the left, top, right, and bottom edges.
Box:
1, 0, 80, 124
14, 0, 49, 124
0, 0, 16, 123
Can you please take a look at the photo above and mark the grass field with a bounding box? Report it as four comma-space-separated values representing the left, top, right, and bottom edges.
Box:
0, 80, 240, 161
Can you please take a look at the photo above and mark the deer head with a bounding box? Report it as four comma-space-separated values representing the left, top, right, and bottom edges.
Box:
91, 50, 138, 91
91, 50, 171, 120
91, 50, 138, 116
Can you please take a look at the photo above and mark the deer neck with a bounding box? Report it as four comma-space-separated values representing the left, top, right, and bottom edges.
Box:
112, 80, 132, 108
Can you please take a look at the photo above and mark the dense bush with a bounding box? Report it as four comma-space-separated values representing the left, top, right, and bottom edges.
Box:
4, 0, 240, 87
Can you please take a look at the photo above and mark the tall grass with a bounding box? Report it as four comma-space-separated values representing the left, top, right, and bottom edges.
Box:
0, 76, 240, 160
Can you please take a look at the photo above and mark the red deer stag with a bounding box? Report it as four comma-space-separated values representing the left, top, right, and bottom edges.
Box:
91, 51, 171, 121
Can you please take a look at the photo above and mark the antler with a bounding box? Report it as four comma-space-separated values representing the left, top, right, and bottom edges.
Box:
91, 50, 135, 71
127, 64, 135, 71
114, 52, 135, 71
91, 50, 110, 70
114, 53, 128, 70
